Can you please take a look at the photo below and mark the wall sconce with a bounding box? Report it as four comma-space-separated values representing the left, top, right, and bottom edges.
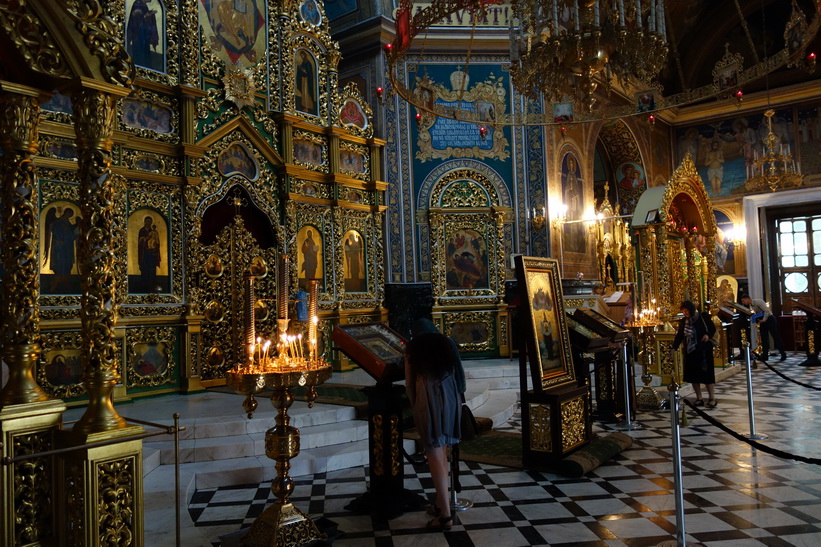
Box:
376, 86, 385, 105
725, 223, 746, 247
530, 206, 546, 230
479, 125, 488, 140
550, 203, 567, 228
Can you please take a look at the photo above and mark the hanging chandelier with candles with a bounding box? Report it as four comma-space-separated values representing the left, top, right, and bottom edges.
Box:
509, 0, 668, 112
745, 109, 804, 192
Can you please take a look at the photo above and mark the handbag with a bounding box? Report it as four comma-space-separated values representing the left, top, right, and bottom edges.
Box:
701, 316, 720, 347
460, 404, 479, 441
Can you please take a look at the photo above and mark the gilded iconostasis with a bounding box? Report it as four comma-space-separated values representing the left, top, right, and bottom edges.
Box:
6, 0, 821, 401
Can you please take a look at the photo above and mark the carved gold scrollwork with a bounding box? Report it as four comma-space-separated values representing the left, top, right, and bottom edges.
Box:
0, 90, 48, 405
38, 330, 86, 399
560, 396, 586, 451
60, 0, 135, 87
97, 457, 137, 544
372, 414, 383, 476
13, 431, 55, 544
529, 403, 551, 452
0, 2, 71, 80
71, 88, 128, 433
443, 310, 496, 353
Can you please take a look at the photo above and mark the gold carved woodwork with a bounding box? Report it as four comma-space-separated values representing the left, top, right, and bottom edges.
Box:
442, 310, 497, 353
71, 87, 129, 435
560, 396, 586, 451
38, 330, 86, 400
117, 88, 180, 144
195, 216, 279, 382
10, 431, 56, 544
0, 2, 72, 81
0, 88, 48, 406
529, 403, 551, 452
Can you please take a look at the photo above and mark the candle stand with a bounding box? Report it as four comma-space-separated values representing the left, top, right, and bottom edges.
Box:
625, 322, 664, 410
227, 360, 332, 546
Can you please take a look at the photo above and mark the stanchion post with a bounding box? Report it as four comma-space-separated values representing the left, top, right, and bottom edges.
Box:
617, 340, 643, 430
659, 382, 687, 547
450, 445, 472, 513
743, 341, 768, 440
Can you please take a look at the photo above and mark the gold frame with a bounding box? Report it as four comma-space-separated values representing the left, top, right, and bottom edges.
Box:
514, 256, 575, 390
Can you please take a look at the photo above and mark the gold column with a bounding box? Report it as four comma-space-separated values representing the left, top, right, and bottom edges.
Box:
0, 83, 48, 407
0, 82, 67, 547
70, 87, 133, 435
684, 235, 699, 308
55, 85, 144, 545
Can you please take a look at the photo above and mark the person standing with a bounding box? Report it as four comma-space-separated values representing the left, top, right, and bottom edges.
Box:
740, 295, 787, 362
405, 318, 463, 530
672, 300, 719, 408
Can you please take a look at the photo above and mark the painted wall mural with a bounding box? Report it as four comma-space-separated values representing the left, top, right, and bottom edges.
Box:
198, 0, 266, 67
675, 105, 821, 198
39, 200, 82, 295
125, 0, 165, 72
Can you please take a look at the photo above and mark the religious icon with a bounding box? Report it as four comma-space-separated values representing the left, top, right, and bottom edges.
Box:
445, 228, 489, 290
616, 162, 645, 191
125, 0, 164, 72
299, 0, 322, 25
635, 89, 656, 113
132, 341, 168, 377
127, 210, 169, 294
339, 99, 367, 129
218, 142, 259, 179
205, 254, 224, 278
343, 230, 365, 292
553, 102, 573, 123
122, 99, 172, 133
40, 201, 81, 295
205, 300, 224, 323
295, 49, 318, 115
199, 0, 266, 66
514, 255, 575, 389
249, 256, 267, 277
562, 154, 587, 254
298, 226, 323, 289
44, 350, 82, 386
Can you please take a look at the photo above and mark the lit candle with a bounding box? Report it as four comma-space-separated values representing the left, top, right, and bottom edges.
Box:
298, 334, 304, 360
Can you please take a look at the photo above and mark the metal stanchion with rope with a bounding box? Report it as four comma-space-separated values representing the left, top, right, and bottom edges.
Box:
450, 444, 472, 513
743, 337, 768, 440
657, 380, 690, 547
616, 340, 643, 431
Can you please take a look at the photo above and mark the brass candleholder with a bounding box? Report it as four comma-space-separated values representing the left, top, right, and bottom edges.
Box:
227, 360, 332, 547
625, 321, 665, 410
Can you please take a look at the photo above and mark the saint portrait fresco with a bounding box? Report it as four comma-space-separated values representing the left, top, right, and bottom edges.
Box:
199, 0, 266, 66
40, 201, 82, 295
294, 49, 318, 115
298, 225, 323, 290
127, 209, 170, 294
445, 228, 489, 290
343, 230, 365, 292
299, 0, 322, 25
562, 153, 587, 254
125, 0, 165, 72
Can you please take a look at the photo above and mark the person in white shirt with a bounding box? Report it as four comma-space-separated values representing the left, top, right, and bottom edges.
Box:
740, 295, 787, 362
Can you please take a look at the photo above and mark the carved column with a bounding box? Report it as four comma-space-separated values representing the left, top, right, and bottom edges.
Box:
684, 234, 699, 308
70, 87, 130, 435
0, 84, 47, 407
0, 82, 67, 547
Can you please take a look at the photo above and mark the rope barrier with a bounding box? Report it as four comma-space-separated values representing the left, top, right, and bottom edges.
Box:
760, 360, 821, 391
682, 398, 821, 466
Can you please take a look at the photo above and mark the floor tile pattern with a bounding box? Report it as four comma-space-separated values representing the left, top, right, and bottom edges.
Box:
190, 355, 821, 546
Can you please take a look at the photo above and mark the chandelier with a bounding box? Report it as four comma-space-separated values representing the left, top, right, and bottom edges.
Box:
509, 0, 668, 111
745, 109, 804, 192
385, 0, 820, 126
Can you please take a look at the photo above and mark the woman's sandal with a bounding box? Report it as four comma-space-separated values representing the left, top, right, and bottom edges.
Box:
694, 399, 705, 407
427, 515, 453, 531
707, 399, 718, 408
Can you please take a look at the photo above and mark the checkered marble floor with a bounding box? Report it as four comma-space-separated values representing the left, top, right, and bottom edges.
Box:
189, 354, 821, 546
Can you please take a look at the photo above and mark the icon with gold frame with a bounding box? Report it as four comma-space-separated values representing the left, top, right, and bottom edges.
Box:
514, 255, 575, 390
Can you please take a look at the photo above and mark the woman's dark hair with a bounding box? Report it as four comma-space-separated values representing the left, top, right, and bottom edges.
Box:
406, 332, 457, 380
680, 300, 697, 315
